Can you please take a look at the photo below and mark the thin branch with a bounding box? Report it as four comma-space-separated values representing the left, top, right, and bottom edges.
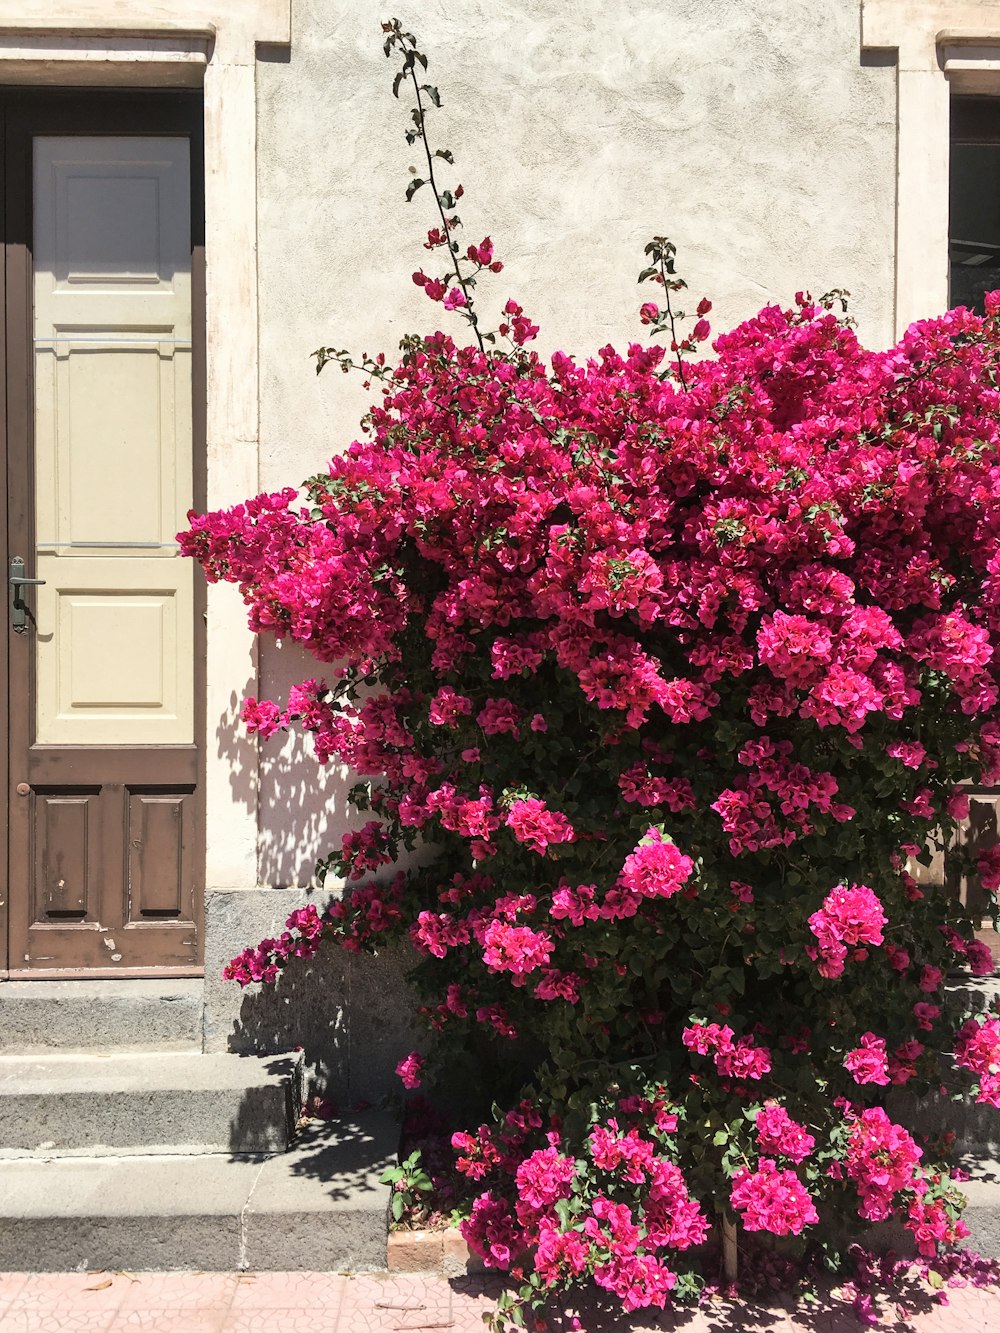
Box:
405, 60, 486, 355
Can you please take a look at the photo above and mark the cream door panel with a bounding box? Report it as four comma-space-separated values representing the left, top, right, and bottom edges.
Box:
34, 337, 191, 552
32, 137, 193, 746
34, 558, 194, 744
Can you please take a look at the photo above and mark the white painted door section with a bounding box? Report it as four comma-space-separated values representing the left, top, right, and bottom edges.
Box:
32, 137, 194, 746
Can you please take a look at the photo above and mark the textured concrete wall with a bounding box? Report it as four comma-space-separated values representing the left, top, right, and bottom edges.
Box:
249, 0, 897, 881
204, 888, 419, 1102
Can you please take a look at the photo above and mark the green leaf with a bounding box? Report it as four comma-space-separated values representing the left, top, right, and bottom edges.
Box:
405, 178, 425, 202
422, 84, 442, 108
391, 1192, 405, 1222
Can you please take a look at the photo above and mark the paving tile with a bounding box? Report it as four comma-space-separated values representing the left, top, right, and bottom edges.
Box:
222, 1315, 341, 1333
2, 1267, 1000, 1333
227, 1270, 344, 1309
8, 1273, 125, 1314
113, 1272, 238, 1311
0, 1312, 119, 1333
0, 1270, 28, 1321
336, 1273, 457, 1333
112, 1313, 230, 1333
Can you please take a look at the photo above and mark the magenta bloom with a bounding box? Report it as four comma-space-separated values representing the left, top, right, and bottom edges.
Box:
730, 1160, 818, 1235
504, 798, 575, 854
395, 1051, 424, 1089
844, 1033, 891, 1086
618, 828, 693, 899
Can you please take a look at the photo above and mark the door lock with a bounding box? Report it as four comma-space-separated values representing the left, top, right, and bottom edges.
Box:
9, 555, 45, 634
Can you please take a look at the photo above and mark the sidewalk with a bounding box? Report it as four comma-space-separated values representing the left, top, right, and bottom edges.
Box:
1, 1269, 999, 1333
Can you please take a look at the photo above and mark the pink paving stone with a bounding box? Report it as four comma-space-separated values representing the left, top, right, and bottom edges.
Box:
111, 1314, 230, 1333
0, 1312, 119, 1333
114, 1269, 238, 1311
114, 1273, 239, 1311
222, 1317, 337, 1333
8, 1273, 125, 1313
227, 1270, 345, 1309
1, 1269, 1000, 1333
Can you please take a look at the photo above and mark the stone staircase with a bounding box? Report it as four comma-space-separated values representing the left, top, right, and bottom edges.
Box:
0, 980, 396, 1272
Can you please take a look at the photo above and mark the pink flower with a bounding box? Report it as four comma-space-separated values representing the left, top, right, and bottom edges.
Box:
515, 1147, 576, 1212
466, 237, 494, 266
618, 828, 693, 900
886, 740, 927, 769
755, 1104, 816, 1162
730, 1160, 818, 1235
978, 844, 1000, 894
918, 965, 943, 992
844, 1033, 891, 1086
844, 1107, 922, 1221
955, 1016, 1000, 1107
461, 1192, 519, 1269
807, 883, 886, 977
443, 286, 468, 311
481, 920, 552, 981
395, 1051, 424, 1089
639, 302, 660, 325
505, 798, 575, 855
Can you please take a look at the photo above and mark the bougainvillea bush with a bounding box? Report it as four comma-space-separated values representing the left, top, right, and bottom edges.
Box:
182, 18, 1000, 1323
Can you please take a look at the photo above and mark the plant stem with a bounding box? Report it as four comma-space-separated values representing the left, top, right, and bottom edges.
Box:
406, 62, 486, 355
659, 255, 688, 391
722, 1211, 739, 1284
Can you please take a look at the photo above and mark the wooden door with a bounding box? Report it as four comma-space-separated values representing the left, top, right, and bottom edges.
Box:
2, 92, 205, 977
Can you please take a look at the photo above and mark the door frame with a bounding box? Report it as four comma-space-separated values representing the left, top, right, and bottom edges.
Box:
1, 88, 207, 978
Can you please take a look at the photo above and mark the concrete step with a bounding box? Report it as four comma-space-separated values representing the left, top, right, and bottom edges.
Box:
0, 1051, 303, 1156
0, 980, 204, 1053
0, 1112, 397, 1272
957, 1159, 1000, 1260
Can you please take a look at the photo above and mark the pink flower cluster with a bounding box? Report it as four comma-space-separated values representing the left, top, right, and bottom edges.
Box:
682, 1021, 772, 1081
807, 883, 886, 978
461, 1099, 709, 1313
730, 1159, 818, 1236
617, 828, 693, 900
504, 798, 575, 855
844, 1107, 922, 1222
710, 738, 854, 856
954, 1015, 1000, 1107
754, 1104, 815, 1162
843, 1033, 891, 1086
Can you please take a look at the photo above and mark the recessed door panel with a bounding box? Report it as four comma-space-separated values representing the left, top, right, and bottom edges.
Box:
33, 792, 100, 922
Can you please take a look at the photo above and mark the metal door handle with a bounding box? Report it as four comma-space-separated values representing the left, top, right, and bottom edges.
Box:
9, 555, 45, 634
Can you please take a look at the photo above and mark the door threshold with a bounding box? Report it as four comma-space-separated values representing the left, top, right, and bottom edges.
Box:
2, 967, 205, 982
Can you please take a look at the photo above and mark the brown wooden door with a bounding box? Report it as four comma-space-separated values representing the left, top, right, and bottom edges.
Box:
2, 91, 205, 977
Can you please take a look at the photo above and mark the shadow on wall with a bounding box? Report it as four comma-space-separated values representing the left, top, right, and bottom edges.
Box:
217, 640, 360, 889
211, 643, 421, 1102
218, 929, 419, 1108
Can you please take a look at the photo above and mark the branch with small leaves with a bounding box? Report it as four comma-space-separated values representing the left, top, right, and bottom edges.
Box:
638, 236, 713, 389
311, 346, 391, 382
382, 18, 501, 352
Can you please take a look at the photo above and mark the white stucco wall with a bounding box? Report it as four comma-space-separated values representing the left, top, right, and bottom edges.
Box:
251, 0, 898, 884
